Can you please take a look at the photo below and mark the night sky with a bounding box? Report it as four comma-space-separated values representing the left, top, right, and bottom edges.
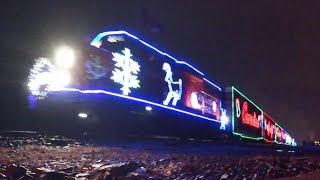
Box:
1, 0, 320, 142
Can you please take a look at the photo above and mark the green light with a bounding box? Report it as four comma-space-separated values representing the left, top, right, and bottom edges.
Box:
275, 123, 296, 146
233, 132, 263, 140
232, 87, 263, 112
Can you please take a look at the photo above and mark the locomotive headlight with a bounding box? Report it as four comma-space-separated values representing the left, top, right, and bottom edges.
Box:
55, 46, 75, 69
78, 113, 88, 119
145, 106, 152, 111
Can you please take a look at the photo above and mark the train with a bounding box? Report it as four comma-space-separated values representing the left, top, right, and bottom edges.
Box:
27, 30, 296, 146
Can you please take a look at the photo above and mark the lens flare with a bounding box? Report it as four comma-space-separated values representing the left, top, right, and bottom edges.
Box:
55, 46, 75, 69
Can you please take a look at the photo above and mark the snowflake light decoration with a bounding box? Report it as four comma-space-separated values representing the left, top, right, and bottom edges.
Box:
28, 58, 56, 98
110, 48, 140, 95
28, 57, 71, 99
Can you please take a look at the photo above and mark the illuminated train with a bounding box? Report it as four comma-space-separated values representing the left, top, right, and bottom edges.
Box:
27, 31, 296, 146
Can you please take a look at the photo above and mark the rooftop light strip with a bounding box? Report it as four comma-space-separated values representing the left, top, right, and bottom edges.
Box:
264, 113, 276, 123
203, 78, 222, 91
51, 88, 221, 123
276, 123, 289, 137
275, 123, 286, 132
276, 123, 295, 144
275, 123, 293, 146
90, 31, 205, 76
232, 86, 263, 112
277, 124, 294, 145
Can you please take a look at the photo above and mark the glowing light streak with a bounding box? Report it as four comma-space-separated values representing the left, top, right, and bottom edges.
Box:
274, 123, 296, 146
90, 31, 205, 76
203, 78, 222, 91
52, 88, 221, 123
91, 31, 224, 91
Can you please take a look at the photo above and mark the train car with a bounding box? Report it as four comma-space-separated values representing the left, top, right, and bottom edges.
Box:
263, 113, 277, 143
225, 86, 263, 141
27, 31, 230, 139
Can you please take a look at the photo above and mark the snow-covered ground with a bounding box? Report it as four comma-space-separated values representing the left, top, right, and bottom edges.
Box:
0, 132, 319, 179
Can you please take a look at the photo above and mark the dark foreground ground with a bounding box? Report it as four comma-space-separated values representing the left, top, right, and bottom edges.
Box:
0, 132, 320, 180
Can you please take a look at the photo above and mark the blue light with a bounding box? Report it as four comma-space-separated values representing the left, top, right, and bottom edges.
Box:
52, 87, 221, 123
28, 95, 36, 109
91, 31, 204, 75
203, 78, 222, 91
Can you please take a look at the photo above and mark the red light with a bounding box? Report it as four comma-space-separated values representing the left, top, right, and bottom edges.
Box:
241, 101, 260, 128
276, 127, 282, 141
263, 113, 276, 143
235, 98, 240, 105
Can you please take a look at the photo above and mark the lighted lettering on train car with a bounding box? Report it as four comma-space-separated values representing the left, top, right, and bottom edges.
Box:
275, 123, 295, 145
263, 113, 276, 143
232, 86, 263, 140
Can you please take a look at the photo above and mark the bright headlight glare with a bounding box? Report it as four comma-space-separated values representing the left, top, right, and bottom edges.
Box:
145, 106, 152, 111
51, 71, 71, 88
55, 46, 75, 69
78, 113, 88, 118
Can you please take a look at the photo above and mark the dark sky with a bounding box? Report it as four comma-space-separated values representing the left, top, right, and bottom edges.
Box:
1, 0, 320, 142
